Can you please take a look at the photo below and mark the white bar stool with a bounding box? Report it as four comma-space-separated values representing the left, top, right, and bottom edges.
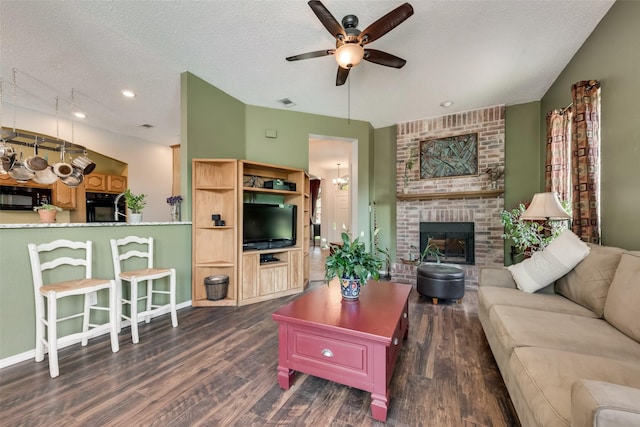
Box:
27, 239, 119, 378
109, 236, 178, 343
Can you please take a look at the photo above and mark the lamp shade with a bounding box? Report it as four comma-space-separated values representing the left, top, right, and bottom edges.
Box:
335, 43, 364, 69
521, 192, 571, 220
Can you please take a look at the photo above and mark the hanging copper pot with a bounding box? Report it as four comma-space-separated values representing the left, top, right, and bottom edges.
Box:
1, 153, 15, 175
71, 153, 96, 175
33, 166, 59, 185
52, 147, 73, 178
60, 166, 84, 187
24, 141, 49, 172
8, 151, 35, 182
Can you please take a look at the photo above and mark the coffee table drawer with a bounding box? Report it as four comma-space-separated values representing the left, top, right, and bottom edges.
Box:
290, 329, 368, 373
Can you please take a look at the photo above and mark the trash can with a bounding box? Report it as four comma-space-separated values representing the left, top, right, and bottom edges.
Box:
204, 275, 229, 301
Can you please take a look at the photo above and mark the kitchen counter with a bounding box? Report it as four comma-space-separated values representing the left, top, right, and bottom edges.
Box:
0, 221, 192, 229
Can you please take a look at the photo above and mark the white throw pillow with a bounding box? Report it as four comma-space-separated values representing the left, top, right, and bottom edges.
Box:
507, 229, 591, 293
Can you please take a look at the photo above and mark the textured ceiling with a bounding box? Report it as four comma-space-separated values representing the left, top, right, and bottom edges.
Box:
1, 0, 614, 149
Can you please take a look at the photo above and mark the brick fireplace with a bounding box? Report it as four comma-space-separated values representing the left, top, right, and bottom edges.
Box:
394, 106, 505, 288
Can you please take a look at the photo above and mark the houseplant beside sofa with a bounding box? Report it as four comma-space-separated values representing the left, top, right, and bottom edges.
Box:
478, 231, 640, 427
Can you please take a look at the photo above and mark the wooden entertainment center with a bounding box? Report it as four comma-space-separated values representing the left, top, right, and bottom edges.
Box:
191, 159, 310, 307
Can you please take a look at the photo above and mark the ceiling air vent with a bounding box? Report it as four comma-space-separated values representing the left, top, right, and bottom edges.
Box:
278, 98, 296, 108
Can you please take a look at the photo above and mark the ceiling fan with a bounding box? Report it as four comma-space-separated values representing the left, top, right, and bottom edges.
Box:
286, 1, 414, 86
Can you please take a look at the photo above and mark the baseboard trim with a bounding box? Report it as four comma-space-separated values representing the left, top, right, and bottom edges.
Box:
0, 300, 192, 370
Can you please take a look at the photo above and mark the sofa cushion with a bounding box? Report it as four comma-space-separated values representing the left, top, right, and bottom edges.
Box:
554, 243, 624, 317
479, 286, 598, 318
509, 347, 640, 427
507, 229, 590, 293
604, 251, 640, 343
488, 305, 640, 363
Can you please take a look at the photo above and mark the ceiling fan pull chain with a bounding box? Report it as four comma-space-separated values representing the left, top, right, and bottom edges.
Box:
348, 76, 351, 124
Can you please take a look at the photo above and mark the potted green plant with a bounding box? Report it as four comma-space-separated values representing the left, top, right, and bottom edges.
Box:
501, 201, 570, 262
403, 238, 443, 265
123, 189, 146, 223
33, 203, 62, 223
325, 231, 382, 300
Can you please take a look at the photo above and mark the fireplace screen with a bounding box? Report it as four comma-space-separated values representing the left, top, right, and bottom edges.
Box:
420, 222, 475, 265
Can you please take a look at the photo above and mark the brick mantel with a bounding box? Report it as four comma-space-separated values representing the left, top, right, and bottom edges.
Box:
394, 106, 506, 288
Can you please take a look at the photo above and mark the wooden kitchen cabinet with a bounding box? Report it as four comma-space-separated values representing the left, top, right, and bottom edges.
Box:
52, 180, 76, 209
85, 174, 107, 191
0, 175, 76, 209
107, 175, 127, 193
85, 173, 127, 193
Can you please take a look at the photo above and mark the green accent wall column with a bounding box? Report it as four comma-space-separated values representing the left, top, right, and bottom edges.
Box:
181, 71, 246, 220
504, 102, 542, 208
372, 125, 397, 263
504, 101, 542, 264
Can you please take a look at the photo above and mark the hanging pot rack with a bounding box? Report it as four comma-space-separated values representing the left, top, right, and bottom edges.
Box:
1, 127, 88, 155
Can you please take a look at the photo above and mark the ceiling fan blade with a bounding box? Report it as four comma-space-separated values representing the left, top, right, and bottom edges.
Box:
286, 50, 335, 61
308, 1, 346, 40
336, 66, 350, 86
358, 2, 414, 45
364, 49, 407, 68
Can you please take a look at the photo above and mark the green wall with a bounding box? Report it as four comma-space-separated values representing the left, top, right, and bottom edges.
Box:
181, 71, 246, 220
182, 76, 376, 244
372, 125, 397, 264
0, 224, 192, 359
503, 101, 542, 264
244, 105, 374, 237
540, 0, 640, 249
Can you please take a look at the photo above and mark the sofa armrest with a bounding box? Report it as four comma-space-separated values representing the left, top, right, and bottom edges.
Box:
571, 379, 640, 427
478, 267, 517, 289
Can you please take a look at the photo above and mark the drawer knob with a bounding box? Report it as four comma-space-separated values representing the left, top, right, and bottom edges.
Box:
403, 312, 408, 319
393, 337, 399, 346
321, 349, 334, 358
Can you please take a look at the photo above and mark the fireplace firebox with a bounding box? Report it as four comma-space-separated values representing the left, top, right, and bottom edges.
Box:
420, 222, 475, 265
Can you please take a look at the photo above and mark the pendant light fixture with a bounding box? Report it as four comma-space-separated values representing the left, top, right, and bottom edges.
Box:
332, 163, 349, 187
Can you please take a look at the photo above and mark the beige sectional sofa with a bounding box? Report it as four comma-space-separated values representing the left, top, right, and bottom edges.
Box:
478, 244, 640, 427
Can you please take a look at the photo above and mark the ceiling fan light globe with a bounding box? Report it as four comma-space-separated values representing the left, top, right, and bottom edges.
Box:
335, 44, 364, 69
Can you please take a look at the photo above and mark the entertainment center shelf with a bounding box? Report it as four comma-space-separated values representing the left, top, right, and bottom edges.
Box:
192, 159, 309, 307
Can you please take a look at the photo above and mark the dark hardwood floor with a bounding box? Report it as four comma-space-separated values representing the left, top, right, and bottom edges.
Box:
0, 285, 519, 426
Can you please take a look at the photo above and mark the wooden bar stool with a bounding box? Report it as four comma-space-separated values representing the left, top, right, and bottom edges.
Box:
110, 236, 178, 343
28, 239, 119, 378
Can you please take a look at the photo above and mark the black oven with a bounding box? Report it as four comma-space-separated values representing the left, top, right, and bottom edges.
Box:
0, 185, 52, 210
86, 192, 126, 223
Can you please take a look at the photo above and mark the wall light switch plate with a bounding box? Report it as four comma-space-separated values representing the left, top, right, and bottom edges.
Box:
89, 292, 98, 306
265, 129, 278, 139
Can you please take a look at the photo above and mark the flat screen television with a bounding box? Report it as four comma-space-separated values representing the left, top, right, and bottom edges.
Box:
243, 203, 297, 250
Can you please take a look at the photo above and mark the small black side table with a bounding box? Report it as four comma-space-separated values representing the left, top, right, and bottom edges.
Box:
416, 264, 465, 304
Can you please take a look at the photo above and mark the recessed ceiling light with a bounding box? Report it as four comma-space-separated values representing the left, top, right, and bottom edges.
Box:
74, 112, 86, 119
121, 90, 136, 98
440, 100, 454, 108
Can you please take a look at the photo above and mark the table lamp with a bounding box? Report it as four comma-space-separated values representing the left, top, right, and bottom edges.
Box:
520, 192, 571, 220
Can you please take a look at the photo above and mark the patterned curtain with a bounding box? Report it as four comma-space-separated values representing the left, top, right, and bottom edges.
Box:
545, 109, 572, 203
570, 80, 601, 244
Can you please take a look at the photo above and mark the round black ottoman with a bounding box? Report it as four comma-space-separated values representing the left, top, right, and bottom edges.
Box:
416, 264, 465, 304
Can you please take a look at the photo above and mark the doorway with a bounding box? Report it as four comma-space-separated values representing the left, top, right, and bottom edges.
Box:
308, 135, 358, 247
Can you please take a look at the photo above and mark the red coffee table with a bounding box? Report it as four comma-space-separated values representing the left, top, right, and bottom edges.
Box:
272, 281, 411, 422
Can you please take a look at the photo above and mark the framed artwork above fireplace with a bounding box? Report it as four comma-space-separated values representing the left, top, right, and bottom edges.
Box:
420, 132, 478, 179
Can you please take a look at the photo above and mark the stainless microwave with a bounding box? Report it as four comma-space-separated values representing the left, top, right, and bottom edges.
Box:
0, 185, 52, 210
